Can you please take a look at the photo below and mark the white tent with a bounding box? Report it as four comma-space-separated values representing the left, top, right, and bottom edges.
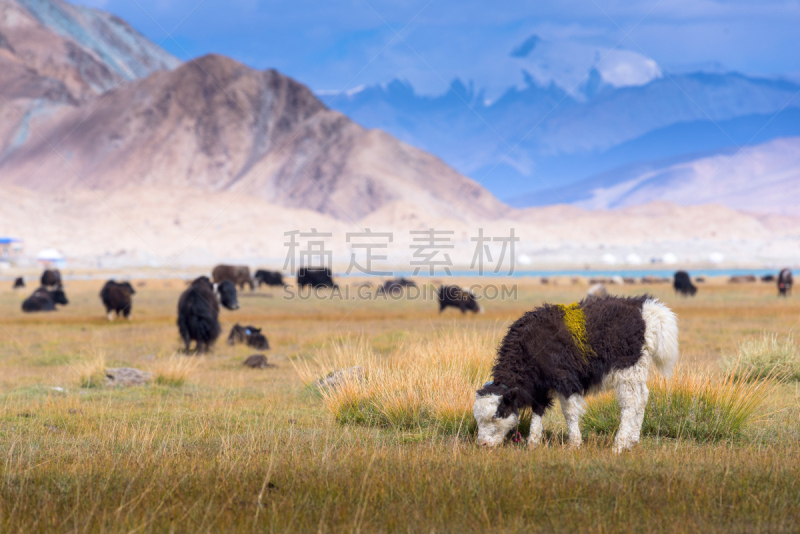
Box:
37, 248, 66, 267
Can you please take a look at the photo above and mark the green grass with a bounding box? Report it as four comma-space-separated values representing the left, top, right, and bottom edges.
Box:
583, 369, 776, 443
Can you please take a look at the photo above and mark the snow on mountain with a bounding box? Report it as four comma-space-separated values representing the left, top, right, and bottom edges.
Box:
326, 71, 800, 205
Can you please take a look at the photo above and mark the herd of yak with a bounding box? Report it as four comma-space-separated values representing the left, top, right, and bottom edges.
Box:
12, 265, 481, 353
11, 265, 794, 354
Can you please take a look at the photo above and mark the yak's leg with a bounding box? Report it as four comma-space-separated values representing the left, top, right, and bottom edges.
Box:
610, 355, 650, 453
527, 411, 544, 448
107, 310, 114, 321
559, 394, 585, 449
614, 379, 650, 453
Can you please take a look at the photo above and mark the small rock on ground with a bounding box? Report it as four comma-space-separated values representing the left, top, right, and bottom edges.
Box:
105, 367, 151, 387
243, 354, 274, 369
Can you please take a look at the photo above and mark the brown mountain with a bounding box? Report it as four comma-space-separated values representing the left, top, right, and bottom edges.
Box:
0, 52, 506, 221
0, 0, 179, 102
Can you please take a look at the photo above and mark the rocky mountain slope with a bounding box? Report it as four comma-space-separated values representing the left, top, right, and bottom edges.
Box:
0, 0, 505, 222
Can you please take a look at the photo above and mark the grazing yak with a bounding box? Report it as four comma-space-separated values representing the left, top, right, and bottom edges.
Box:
254, 269, 286, 288
40, 269, 62, 289
377, 278, 417, 296
177, 277, 239, 353
100, 280, 135, 320
673, 271, 696, 296
778, 268, 793, 297
22, 287, 69, 312
474, 295, 678, 453
212, 264, 254, 291
13, 277, 25, 289
227, 324, 270, 350
297, 267, 337, 289
437, 285, 481, 314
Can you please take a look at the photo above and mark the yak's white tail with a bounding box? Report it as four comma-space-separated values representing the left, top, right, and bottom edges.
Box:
642, 298, 679, 377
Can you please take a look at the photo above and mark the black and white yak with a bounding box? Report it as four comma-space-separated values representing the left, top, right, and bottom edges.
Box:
473, 295, 678, 453
778, 268, 793, 297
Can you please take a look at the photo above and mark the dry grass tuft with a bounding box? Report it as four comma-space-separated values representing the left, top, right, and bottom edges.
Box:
72, 352, 107, 388
150, 354, 200, 387
723, 333, 800, 382
583, 366, 777, 442
296, 329, 497, 434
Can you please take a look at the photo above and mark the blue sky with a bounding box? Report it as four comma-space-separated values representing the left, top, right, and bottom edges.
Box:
75, 0, 800, 98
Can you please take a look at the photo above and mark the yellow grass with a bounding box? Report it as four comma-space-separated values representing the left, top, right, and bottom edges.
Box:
72, 351, 107, 388
2, 278, 800, 532
150, 353, 201, 387
296, 328, 497, 434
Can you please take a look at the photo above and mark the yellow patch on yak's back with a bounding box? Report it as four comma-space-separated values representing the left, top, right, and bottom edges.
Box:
557, 303, 596, 363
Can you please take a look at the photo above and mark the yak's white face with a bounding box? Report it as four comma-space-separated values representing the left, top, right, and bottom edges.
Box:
473, 393, 519, 447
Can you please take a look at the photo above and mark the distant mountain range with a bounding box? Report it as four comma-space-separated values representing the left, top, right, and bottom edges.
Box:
325, 71, 800, 214
0, 0, 504, 222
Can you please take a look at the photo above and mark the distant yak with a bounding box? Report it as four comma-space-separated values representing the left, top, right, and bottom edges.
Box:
13, 277, 25, 289
673, 271, 696, 297
100, 280, 136, 321
40, 269, 62, 289
297, 267, 337, 289
212, 264, 254, 291
377, 278, 417, 296
437, 285, 481, 314
254, 269, 286, 288
778, 268, 793, 297
177, 277, 239, 353
22, 287, 69, 312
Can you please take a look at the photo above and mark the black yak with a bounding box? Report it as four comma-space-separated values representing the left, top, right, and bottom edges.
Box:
437, 285, 481, 313
212, 264, 254, 291
177, 277, 239, 353
13, 277, 25, 289
227, 324, 270, 350
778, 268, 793, 297
377, 278, 417, 296
254, 269, 286, 287
473, 296, 678, 453
297, 267, 336, 289
22, 287, 69, 312
673, 271, 696, 296
40, 269, 62, 289
100, 280, 135, 320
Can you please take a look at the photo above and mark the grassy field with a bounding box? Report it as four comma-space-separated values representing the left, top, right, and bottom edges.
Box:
1, 277, 800, 532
